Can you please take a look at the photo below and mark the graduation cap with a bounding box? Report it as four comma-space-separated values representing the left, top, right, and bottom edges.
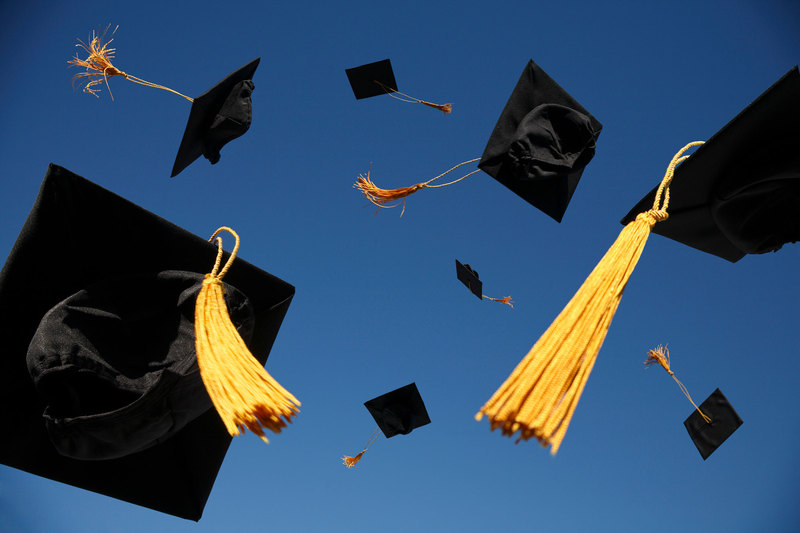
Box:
455, 260, 513, 307
345, 58, 451, 113
645, 346, 742, 459
69, 26, 259, 177
0, 164, 296, 520
342, 383, 430, 468
354, 60, 602, 221
621, 66, 800, 261
684, 388, 742, 460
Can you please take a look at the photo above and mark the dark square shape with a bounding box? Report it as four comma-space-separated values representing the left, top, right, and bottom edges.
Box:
684, 388, 743, 460
171, 58, 261, 177
479, 60, 603, 222
621, 66, 800, 262
364, 382, 431, 438
0, 164, 294, 520
455, 259, 482, 299
345, 59, 398, 100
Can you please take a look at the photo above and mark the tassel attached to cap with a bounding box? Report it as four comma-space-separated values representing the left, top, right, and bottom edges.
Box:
196, 227, 300, 442
645, 345, 711, 423
475, 141, 704, 454
374, 80, 452, 114
483, 295, 514, 308
69, 25, 193, 102
342, 428, 381, 468
355, 158, 481, 215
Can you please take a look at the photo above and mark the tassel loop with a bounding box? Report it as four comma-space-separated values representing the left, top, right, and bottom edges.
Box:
195, 227, 300, 443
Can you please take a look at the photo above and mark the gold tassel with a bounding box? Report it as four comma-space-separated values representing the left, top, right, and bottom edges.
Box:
374, 80, 452, 114
645, 345, 711, 423
196, 227, 300, 442
354, 158, 481, 215
69, 25, 193, 102
342, 428, 381, 468
483, 295, 514, 308
475, 142, 704, 454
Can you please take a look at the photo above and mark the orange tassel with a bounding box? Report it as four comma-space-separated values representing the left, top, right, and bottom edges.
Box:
374, 80, 452, 114
484, 295, 514, 308
342, 428, 380, 468
195, 227, 300, 442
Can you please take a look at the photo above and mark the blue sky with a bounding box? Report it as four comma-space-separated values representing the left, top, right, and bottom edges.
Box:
1, 1, 799, 532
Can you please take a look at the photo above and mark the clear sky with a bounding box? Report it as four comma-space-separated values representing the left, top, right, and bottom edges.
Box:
1, 1, 799, 532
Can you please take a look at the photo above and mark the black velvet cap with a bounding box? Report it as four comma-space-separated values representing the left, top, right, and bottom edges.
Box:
479, 60, 603, 222
684, 388, 743, 460
455, 260, 482, 299
171, 58, 260, 177
0, 164, 295, 520
621, 66, 800, 262
345, 59, 398, 100
364, 383, 431, 438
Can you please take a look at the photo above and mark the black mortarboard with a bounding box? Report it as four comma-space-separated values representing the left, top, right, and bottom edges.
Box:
684, 388, 743, 460
455, 260, 482, 299
171, 57, 261, 177
364, 383, 431, 438
479, 60, 603, 222
621, 66, 800, 261
0, 164, 294, 520
345, 59, 398, 100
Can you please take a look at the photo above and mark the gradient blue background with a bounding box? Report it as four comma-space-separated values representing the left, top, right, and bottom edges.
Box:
1, 1, 799, 531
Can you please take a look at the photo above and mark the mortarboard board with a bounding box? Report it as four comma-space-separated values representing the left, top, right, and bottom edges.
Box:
171, 57, 261, 177
621, 66, 800, 261
479, 59, 603, 222
365, 382, 431, 438
684, 388, 742, 460
456, 260, 482, 299
354, 60, 600, 220
0, 164, 294, 520
345, 58, 451, 113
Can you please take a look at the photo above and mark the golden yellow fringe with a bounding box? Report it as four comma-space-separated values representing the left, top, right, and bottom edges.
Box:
196, 227, 300, 442
342, 428, 381, 468
374, 80, 452, 114
484, 295, 514, 308
475, 141, 704, 454
645, 345, 711, 423
69, 25, 193, 102
354, 159, 481, 215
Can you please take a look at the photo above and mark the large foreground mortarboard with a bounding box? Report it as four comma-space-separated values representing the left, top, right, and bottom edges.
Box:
0, 164, 294, 520
621, 66, 800, 261
479, 59, 603, 222
171, 58, 261, 177
354, 60, 601, 221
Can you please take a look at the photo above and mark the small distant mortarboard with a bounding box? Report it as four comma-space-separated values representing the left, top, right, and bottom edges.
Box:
0, 164, 297, 520
345, 58, 452, 113
455, 260, 513, 307
645, 346, 742, 460
68, 26, 260, 177
621, 66, 800, 261
342, 382, 430, 468
354, 60, 602, 221
684, 388, 743, 460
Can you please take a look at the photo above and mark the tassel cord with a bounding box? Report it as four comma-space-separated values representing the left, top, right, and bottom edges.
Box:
646, 346, 711, 423
374, 80, 452, 113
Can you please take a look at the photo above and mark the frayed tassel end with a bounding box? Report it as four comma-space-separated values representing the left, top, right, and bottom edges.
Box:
645, 345, 672, 373
484, 295, 514, 308
420, 101, 452, 114
342, 451, 366, 468
354, 169, 426, 214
